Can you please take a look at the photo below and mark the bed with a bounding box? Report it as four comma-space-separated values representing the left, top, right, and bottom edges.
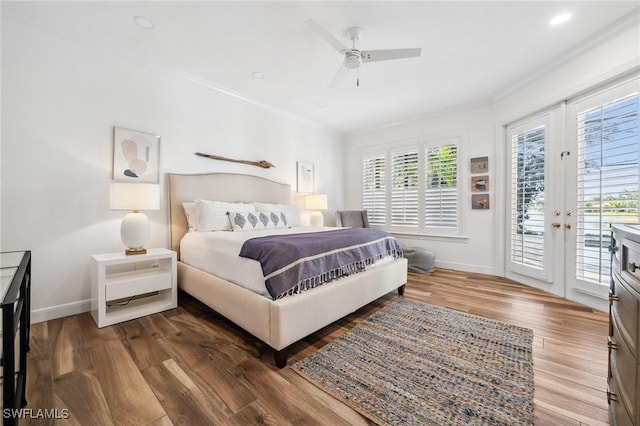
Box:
168, 172, 408, 367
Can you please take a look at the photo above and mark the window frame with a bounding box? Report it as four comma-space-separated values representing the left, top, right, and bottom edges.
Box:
359, 132, 467, 238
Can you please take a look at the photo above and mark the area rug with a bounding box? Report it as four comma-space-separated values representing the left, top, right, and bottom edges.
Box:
292, 298, 534, 425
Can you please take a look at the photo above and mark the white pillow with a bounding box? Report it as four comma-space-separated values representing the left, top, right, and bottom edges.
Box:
253, 202, 302, 227
229, 211, 289, 231
194, 200, 255, 231
182, 202, 197, 229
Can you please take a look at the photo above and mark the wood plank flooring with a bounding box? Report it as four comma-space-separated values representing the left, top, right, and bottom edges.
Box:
23, 269, 610, 425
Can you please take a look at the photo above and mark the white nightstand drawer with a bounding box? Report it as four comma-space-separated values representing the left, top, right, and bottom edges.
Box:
105, 269, 172, 301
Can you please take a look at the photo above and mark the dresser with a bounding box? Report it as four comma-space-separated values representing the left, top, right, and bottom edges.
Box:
609, 224, 640, 425
0, 251, 31, 425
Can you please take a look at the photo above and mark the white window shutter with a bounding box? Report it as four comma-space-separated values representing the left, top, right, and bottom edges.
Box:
390, 149, 420, 230
425, 144, 458, 228
362, 154, 387, 226
509, 125, 546, 270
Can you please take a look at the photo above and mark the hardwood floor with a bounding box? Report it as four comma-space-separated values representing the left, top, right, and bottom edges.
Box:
23, 269, 609, 425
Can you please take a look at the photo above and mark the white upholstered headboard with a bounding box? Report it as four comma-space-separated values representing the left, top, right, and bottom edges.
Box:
168, 173, 292, 256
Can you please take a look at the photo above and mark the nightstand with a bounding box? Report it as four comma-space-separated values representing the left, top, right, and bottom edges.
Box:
91, 248, 177, 328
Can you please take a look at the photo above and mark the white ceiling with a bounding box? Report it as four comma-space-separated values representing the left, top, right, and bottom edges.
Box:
5, 1, 639, 133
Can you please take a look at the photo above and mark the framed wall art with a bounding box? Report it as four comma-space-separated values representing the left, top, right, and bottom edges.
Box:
296, 161, 314, 193
471, 175, 489, 192
112, 126, 160, 183
470, 156, 489, 174
472, 194, 490, 210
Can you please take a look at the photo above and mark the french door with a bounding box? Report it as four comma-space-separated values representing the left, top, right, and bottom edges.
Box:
506, 76, 639, 308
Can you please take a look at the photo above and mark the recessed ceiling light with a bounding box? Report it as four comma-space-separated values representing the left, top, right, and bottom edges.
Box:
252, 72, 264, 79
317, 102, 328, 108
133, 16, 154, 30
549, 12, 572, 26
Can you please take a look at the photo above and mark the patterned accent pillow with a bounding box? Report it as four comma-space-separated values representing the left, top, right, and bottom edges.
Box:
229, 211, 289, 231
253, 202, 302, 227
194, 200, 255, 231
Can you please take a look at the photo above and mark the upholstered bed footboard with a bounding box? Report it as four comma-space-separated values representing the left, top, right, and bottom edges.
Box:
178, 258, 408, 367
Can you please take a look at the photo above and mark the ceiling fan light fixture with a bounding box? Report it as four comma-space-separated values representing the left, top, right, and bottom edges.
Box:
344, 54, 361, 69
305, 19, 421, 87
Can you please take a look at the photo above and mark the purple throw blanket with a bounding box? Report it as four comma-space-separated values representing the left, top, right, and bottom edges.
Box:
239, 228, 403, 299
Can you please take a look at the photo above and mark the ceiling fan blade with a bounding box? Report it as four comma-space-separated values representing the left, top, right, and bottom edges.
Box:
305, 19, 350, 55
329, 62, 351, 88
361, 48, 422, 63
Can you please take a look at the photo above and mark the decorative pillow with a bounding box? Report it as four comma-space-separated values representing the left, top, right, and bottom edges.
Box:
253, 202, 302, 227
229, 211, 289, 231
194, 199, 255, 231
182, 202, 197, 229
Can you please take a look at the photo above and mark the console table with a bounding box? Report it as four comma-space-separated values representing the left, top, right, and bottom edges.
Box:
0, 251, 31, 425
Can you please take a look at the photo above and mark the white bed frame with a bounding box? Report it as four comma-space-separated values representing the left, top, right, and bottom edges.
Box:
168, 172, 408, 367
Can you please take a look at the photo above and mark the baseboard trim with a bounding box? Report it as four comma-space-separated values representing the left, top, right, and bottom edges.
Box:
31, 299, 91, 324
434, 260, 495, 276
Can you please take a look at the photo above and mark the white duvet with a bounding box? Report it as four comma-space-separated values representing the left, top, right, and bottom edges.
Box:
180, 226, 338, 298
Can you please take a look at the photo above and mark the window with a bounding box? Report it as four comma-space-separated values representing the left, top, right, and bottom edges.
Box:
509, 124, 546, 271
425, 143, 458, 228
362, 153, 387, 226
390, 149, 419, 228
361, 136, 462, 235
575, 93, 639, 285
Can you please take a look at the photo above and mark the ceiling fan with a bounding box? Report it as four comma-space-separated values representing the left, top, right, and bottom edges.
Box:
305, 19, 422, 87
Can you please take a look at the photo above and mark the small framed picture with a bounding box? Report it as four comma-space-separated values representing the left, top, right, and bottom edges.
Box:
470, 156, 489, 174
472, 194, 490, 210
471, 175, 489, 192
296, 161, 314, 193
113, 127, 160, 183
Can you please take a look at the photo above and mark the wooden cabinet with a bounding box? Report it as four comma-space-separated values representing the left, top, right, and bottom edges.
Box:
91, 249, 177, 328
0, 251, 31, 425
610, 224, 640, 425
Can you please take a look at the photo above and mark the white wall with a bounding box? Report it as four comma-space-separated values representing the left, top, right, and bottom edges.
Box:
345, 103, 498, 275
1, 15, 345, 322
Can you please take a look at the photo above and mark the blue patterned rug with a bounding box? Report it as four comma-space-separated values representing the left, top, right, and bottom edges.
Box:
292, 298, 534, 425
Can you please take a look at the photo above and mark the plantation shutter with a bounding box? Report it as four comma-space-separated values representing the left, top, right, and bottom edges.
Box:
575, 93, 640, 285
361, 135, 463, 235
362, 153, 387, 226
510, 125, 546, 270
424, 143, 458, 228
390, 149, 420, 229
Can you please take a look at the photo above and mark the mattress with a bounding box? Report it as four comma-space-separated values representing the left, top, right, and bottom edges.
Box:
180, 226, 338, 298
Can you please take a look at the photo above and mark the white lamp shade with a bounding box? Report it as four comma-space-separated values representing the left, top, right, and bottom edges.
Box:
110, 183, 160, 211
305, 194, 328, 210
121, 212, 150, 249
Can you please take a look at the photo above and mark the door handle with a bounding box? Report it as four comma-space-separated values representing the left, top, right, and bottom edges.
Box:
552, 222, 561, 228
564, 224, 571, 229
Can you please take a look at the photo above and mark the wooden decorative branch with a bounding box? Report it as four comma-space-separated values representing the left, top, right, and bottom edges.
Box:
195, 152, 275, 169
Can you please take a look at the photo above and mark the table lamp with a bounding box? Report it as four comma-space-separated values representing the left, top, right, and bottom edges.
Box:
110, 183, 160, 255
305, 194, 328, 227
